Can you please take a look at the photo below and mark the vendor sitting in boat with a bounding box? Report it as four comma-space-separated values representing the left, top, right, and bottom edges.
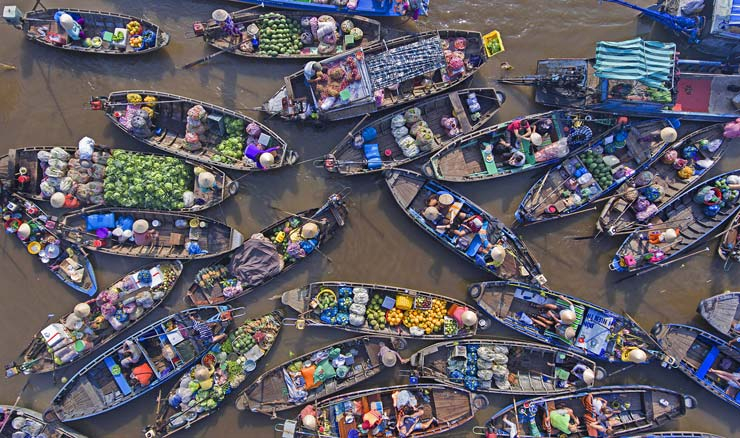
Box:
543, 405, 580, 435
397, 404, 437, 437
189, 312, 227, 344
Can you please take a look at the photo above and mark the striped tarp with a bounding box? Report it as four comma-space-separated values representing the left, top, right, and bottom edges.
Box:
365, 36, 446, 90
594, 38, 675, 89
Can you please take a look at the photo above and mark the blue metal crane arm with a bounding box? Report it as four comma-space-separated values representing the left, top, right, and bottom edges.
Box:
601, 0, 704, 44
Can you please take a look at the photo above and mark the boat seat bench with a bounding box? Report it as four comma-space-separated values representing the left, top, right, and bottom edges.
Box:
104, 356, 132, 396
696, 345, 720, 379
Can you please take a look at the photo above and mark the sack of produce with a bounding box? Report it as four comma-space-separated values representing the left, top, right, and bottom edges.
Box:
491, 352, 508, 365
476, 346, 495, 361
397, 135, 419, 158
349, 303, 366, 316
493, 345, 509, 355
50, 147, 71, 161
352, 288, 369, 304
404, 107, 422, 124
392, 125, 409, 141
40, 180, 55, 198
414, 127, 435, 147
37, 151, 51, 162
391, 114, 406, 129
349, 313, 365, 327
409, 120, 428, 137
48, 158, 68, 172
77, 137, 95, 161
45, 166, 65, 178
477, 368, 494, 381
68, 168, 91, 184
59, 177, 75, 194
477, 357, 493, 370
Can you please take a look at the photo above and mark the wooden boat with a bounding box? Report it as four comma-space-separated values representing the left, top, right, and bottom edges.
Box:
146, 311, 283, 437
610, 169, 740, 274
482, 385, 695, 438
92, 91, 296, 172
280, 384, 487, 438
59, 208, 243, 260
410, 338, 605, 395
0, 405, 86, 438
193, 9, 387, 60
0, 146, 236, 212
1, 193, 97, 296
515, 119, 673, 226
469, 281, 664, 364
422, 110, 616, 182
598, 123, 733, 236
629, 434, 725, 438
385, 169, 547, 285
5, 261, 182, 378
281, 281, 481, 339
698, 291, 740, 337
718, 209, 740, 265
3, 5, 169, 55
44, 305, 233, 422
185, 192, 348, 305
235, 335, 394, 415
499, 38, 740, 122
652, 323, 740, 410
222, 0, 429, 18
322, 88, 502, 176
263, 30, 492, 123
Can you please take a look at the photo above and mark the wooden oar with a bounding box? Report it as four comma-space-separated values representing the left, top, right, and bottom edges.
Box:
0, 63, 16, 71
0, 380, 30, 434
180, 47, 233, 69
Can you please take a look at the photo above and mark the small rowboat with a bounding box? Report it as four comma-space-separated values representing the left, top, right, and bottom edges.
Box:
220, 0, 429, 18
718, 210, 740, 266
422, 110, 615, 182
410, 338, 605, 395
322, 88, 502, 175
385, 169, 547, 285
263, 29, 492, 123
92, 91, 296, 172
0, 405, 86, 438
44, 306, 232, 422
278, 384, 487, 438
193, 9, 386, 60
59, 208, 243, 260
468, 281, 663, 364
628, 433, 724, 438
185, 193, 348, 305
610, 169, 740, 274
515, 119, 674, 226
652, 323, 740, 410
5, 261, 182, 378
1, 193, 97, 296
146, 311, 283, 437
598, 123, 733, 236
698, 291, 740, 337
480, 385, 695, 438
235, 335, 396, 415
3, 5, 169, 55
0, 146, 237, 212
281, 281, 481, 339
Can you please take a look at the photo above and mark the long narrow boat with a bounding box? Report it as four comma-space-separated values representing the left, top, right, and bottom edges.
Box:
145, 311, 283, 437
322, 88, 502, 175
44, 306, 232, 422
422, 110, 615, 182
223, 0, 429, 18
652, 323, 740, 410
610, 169, 740, 274
235, 335, 394, 415
2, 5, 169, 55
482, 385, 695, 438
186, 193, 348, 305
91, 91, 296, 172
0, 405, 86, 438
629, 434, 725, 438
385, 169, 547, 285
0, 146, 237, 212
59, 208, 243, 260
281, 281, 481, 339
515, 119, 674, 226
698, 291, 740, 337
5, 261, 182, 378
718, 209, 740, 265
1, 193, 97, 296
281, 384, 486, 438
263, 29, 492, 122
469, 281, 663, 364
598, 123, 733, 236
410, 338, 604, 395
193, 9, 388, 60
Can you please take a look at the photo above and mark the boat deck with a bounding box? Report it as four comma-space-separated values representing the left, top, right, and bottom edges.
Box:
675, 74, 740, 115
700, 293, 740, 336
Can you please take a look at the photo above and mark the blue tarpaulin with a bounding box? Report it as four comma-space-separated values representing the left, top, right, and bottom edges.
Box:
594, 38, 676, 89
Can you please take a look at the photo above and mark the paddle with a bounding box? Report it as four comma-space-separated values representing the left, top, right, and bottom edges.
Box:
268, 205, 334, 264
0, 63, 15, 71
0, 380, 30, 434
180, 47, 234, 70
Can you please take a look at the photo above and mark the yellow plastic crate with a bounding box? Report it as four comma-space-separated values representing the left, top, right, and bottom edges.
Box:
483, 30, 505, 57
395, 294, 413, 311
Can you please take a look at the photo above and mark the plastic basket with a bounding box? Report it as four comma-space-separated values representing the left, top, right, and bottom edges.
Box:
483, 30, 505, 57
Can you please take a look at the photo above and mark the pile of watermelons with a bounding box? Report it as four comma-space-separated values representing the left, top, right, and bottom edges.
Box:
258, 13, 303, 56
580, 150, 614, 188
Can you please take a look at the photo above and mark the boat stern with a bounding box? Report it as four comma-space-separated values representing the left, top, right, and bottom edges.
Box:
264, 87, 288, 115
281, 286, 311, 313
230, 229, 245, 251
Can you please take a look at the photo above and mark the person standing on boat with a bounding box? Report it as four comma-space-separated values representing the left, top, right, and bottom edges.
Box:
189, 313, 226, 344
378, 342, 408, 365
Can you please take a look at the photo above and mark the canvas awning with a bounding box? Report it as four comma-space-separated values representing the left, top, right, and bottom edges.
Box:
365, 36, 446, 90
593, 38, 676, 89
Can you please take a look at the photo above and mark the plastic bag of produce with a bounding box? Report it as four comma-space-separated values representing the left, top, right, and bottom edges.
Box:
397, 135, 419, 158
45, 166, 65, 178
534, 137, 569, 162
493, 345, 509, 355
404, 107, 422, 124
349, 313, 365, 327
477, 369, 493, 381
415, 127, 434, 147
477, 357, 493, 370
48, 158, 68, 172
477, 346, 495, 361
87, 181, 104, 194
59, 177, 75, 194
69, 169, 91, 184
76, 184, 91, 201
50, 147, 71, 161
77, 137, 95, 161
92, 151, 110, 165
392, 125, 409, 140
37, 151, 51, 162
91, 164, 106, 180
409, 120, 428, 137
391, 114, 406, 129
491, 352, 508, 365
40, 180, 55, 198
349, 303, 366, 315
352, 288, 369, 304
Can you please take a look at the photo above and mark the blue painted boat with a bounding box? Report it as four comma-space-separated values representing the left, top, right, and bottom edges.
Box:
479, 385, 695, 438
44, 305, 232, 422
0, 405, 86, 438
384, 169, 547, 285
224, 0, 429, 18
469, 280, 664, 364
652, 322, 740, 410
500, 38, 740, 122
628, 434, 724, 438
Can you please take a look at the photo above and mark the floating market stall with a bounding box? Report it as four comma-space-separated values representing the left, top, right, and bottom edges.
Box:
0, 144, 237, 212
5, 262, 182, 378
281, 282, 480, 339
223, 0, 429, 18
0, 405, 86, 438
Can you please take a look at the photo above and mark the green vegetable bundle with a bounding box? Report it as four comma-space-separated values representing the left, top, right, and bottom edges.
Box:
215, 136, 244, 163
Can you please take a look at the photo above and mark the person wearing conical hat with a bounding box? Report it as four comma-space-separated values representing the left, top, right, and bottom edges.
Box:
244, 143, 280, 170
378, 342, 408, 366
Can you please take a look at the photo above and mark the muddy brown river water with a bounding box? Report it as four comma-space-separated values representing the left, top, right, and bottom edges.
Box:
0, 0, 739, 436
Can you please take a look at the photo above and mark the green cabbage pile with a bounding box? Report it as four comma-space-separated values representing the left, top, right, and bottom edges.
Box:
103, 150, 192, 210
215, 117, 246, 163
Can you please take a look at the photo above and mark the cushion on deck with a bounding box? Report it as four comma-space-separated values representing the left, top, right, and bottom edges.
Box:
465, 222, 489, 256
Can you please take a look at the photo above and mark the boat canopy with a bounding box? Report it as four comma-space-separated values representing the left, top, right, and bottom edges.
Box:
365, 36, 445, 89
594, 38, 675, 89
